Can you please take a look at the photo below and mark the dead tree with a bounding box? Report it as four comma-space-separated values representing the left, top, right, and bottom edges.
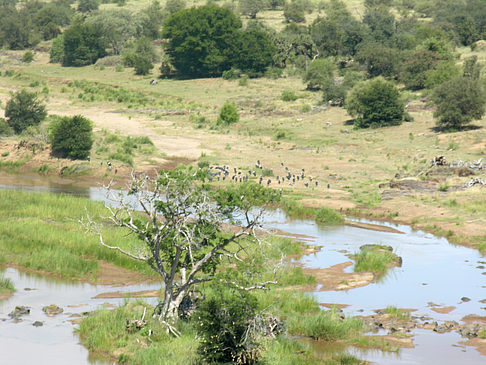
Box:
83, 168, 280, 325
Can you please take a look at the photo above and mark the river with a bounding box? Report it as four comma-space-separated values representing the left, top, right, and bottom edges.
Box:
0, 172, 485, 364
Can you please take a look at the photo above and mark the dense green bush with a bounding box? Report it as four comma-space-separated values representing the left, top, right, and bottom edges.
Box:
22, 51, 34, 63
62, 23, 106, 66
49, 115, 93, 159
303, 58, 335, 91
217, 102, 240, 125
133, 55, 154, 75
345, 77, 405, 129
194, 286, 260, 364
0, 118, 14, 136
5, 89, 47, 134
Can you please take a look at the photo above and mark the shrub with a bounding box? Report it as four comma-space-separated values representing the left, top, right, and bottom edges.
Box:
0, 118, 14, 136
217, 102, 239, 125
133, 55, 154, 75
49, 115, 93, 160
281, 90, 298, 101
222, 68, 240, 80
194, 286, 260, 364
22, 51, 34, 63
5, 89, 47, 134
303, 58, 335, 91
345, 77, 405, 129
431, 76, 485, 130
49, 34, 64, 63
315, 207, 344, 225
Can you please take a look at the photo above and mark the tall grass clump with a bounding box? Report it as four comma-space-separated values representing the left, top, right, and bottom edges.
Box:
0, 275, 15, 293
315, 207, 344, 225
384, 306, 410, 320
288, 309, 363, 340
262, 337, 320, 365
353, 245, 400, 275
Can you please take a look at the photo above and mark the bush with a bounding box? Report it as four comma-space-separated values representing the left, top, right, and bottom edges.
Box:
133, 55, 154, 75
432, 76, 485, 130
315, 207, 344, 225
194, 286, 260, 364
217, 102, 239, 125
281, 90, 298, 101
49, 115, 93, 159
0, 118, 14, 136
303, 58, 335, 91
49, 34, 64, 63
5, 89, 47, 134
345, 77, 405, 129
222, 68, 240, 80
22, 51, 34, 63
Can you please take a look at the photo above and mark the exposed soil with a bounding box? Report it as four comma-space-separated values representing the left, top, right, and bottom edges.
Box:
303, 262, 374, 291
460, 338, 486, 356
94, 261, 156, 286
431, 306, 456, 314
93, 289, 161, 299
344, 220, 404, 234
0, 292, 13, 300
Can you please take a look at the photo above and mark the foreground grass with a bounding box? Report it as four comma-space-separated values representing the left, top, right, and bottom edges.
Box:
0, 190, 155, 280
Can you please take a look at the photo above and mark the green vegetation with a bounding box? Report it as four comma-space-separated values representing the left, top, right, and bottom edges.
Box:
0, 275, 15, 294
5, 89, 47, 134
353, 245, 401, 275
217, 102, 240, 125
49, 115, 93, 160
384, 306, 411, 321
315, 206, 344, 225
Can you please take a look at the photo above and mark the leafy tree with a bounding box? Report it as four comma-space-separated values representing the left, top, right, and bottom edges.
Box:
432, 76, 485, 130
195, 285, 259, 364
77, 0, 99, 13
0, 7, 39, 49
239, 0, 268, 19
356, 42, 400, 78
425, 61, 460, 89
283, 0, 306, 23
345, 77, 405, 128
162, 5, 241, 77
49, 115, 93, 159
400, 49, 442, 90
86, 9, 137, 55
303, 58, 335, 90
62, 23, 106, 66
218, 102, 239, 125
5, 89, 47, 134
49, 34, 64, 63
164, 0, 186, 17
236, 28, 275, 76
84, 169, 280, 322
363, 7, 396, 44
0, 118, 14, 136
133, 55, 154, 75
137, 1, 164, 39
22, 51, 34, 63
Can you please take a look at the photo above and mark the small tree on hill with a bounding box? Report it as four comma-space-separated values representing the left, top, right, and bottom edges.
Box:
345, 77, 405, 129
133, 55, 154, 75
5, 89, 47, 134
431, 77, 485, 130
218, 102, 240, 125
239, 0, 268, 19
49, 115, 93, 159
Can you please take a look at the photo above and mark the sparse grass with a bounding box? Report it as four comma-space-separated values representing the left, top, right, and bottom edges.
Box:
0, 160, 28, 173
353, 245, 400, 275
288, 309, 363, 340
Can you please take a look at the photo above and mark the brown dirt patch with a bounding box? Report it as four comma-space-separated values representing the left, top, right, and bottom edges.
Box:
344, 220, 404, 234
94, 261, 156, 286
0, 292, 13, 300
383, 335, 415, 349
431, 306, 456, 314
93, 289, 161, 299
303, 262, 374, 291
461, 315, 486, 325
319, 302, 349, 309
459, 338, 486, 356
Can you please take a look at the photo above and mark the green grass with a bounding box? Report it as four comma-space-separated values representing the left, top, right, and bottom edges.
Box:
353, 245, 400, 275
0, 190, 155, 280
315, 207, 344, 225
349, 336, 398, 352
262, 337, 321, 365
0, 275, 15, 294
384, 306, 410, 321
287, 309, 364, 341
0, 160, 27, 173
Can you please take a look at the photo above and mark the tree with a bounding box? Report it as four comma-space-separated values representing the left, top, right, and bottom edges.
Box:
432, 76, 485, 130
218, 102, 239, 125
62, 23, 106, 66
239, 0, 268, 19
162, 5, 242, 77
303, 58, 335, 91
77, 0, 99, 13
49, 34, 64, 63
400, 49, 442, 90
345, 77, 405, 128
164, 0, 186, 17
236, 28, 275, 76
283, 0, 306, 23
356, 42, 400, 78
5, 89, 47, 134
133, 54, 154, 75
49, 115, 93, 159
84, 169, 279, 323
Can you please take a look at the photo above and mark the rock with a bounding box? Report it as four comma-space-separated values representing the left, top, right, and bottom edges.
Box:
8, 306, 30, 319
457, 323, 483, 338
461, 297, 471, 302
42, 304, 63, 316
32, 321, 43, 327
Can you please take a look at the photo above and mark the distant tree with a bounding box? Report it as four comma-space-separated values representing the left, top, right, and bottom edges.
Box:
41, 22, 61, 40
5, 89, 47, 134
133, 55, 154, 75
137, 1, 164, 39
400, 50, 442, 90
363, 7, 396, 44
236, 28, 275, 76
283, 0, 306, 23
135, 37, 158, 62
463, 55, 481, 80
239, 0, 268, 19
0, 118, 14, 136
356, 42, 400, 78
425, 61, 460, 89
218, 102, 239, 125
345, 77, 405, 128
164, 0, 186, 16
62, 23, 106, 66
303, 58, 335, 91
77, 0, 99, 13
432, 77, 485, 130
162, 5, 241, 77
49, 115, 93, 159
22, 51, 34, 63
49, 34, 64, 63
0, 7, 39, 49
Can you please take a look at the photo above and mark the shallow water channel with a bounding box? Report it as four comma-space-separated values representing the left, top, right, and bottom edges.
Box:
0, 172, 485, 364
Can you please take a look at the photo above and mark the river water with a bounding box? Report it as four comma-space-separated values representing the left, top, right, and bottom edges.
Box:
0, 173, 485, 364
